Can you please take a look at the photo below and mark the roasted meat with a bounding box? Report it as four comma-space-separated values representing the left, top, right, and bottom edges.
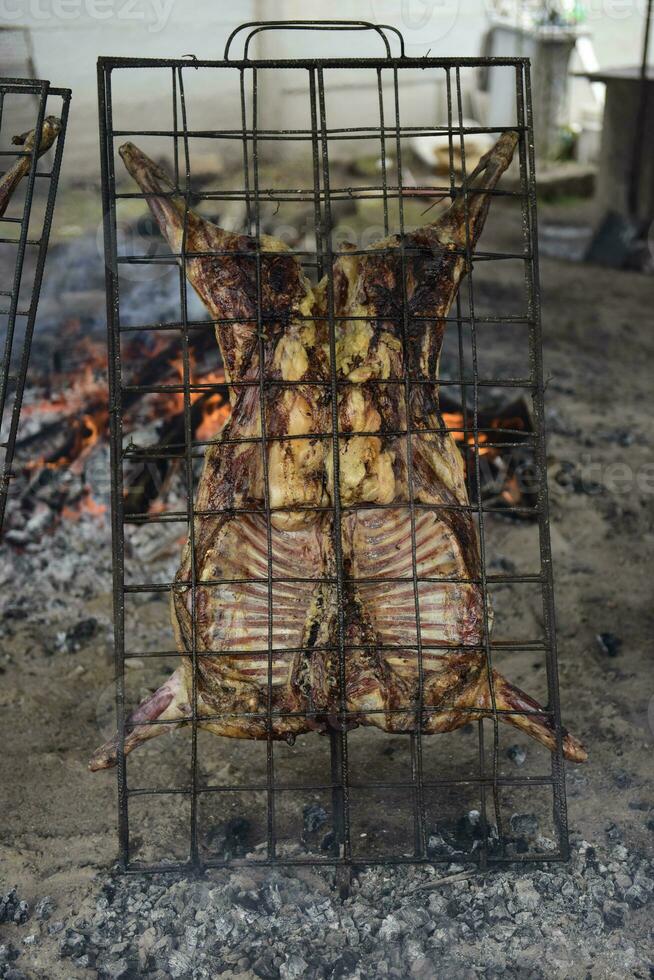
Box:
90, 132, 587, 771
0, 116, 61, 218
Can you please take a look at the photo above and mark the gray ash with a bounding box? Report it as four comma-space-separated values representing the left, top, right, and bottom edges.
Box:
5, 838, 653, 979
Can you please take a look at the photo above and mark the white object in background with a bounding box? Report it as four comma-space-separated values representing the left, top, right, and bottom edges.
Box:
576, 105, 603, 165
575, 34, 606, 107
485, 21, 580, 161
411, 121, 494, 175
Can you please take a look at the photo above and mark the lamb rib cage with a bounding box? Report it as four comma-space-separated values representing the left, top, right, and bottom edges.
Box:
0, 78, 71, 534
97, 21, 573, 874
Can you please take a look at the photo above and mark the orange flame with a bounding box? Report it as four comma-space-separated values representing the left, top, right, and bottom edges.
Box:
441, 411, 494, 457
196, 393, 230, 441
61, 487, 107, 522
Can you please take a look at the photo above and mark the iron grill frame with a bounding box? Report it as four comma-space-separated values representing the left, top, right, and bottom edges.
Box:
0, 77, 71, 534
98, 21, 571, 876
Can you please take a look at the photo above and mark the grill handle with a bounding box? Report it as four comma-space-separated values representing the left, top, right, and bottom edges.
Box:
223, 19, 406, 62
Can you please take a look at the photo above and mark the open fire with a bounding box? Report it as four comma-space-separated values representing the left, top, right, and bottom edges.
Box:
2, 322, 536, 539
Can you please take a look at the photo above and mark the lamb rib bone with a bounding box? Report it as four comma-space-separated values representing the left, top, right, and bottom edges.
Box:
90, 131, 587, 771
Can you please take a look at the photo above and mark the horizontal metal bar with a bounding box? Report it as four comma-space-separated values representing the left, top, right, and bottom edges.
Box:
144, 431, 531, 451
111, 124, 525, 141
123, 495, 537, 524
122, 636, 548, 660
127, 773, 556, 798
118, 314, 534, 332
99, 55, 532, 70
120, 506, 538, 543
0, 237, 41, 247
120, 378, 536, 403
124, 510, 539, 532
0, 79, 48, 92
88, 441, 534, 464
116, 187, 523, 205
120, 377, 533, 393
0, 150, 33, 159
116, 246, 529, 264
0, 169, 53, 179
114, 181, 517, 198
123, 849, 566, 873
121, 571, 541, 589
122, 428, 533, 452
112, 702, 554, 728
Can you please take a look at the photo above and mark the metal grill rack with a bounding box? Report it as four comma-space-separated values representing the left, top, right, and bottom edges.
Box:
98, 20, 572, 875
0, 78, 70, 533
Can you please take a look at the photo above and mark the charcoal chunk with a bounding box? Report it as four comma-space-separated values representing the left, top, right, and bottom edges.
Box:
303, 803, 328, 834
64, 617, 99, 652
596, 632, 622, 658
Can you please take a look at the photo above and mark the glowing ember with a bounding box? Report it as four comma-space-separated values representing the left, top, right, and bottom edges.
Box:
61, 487, 107, 521
441, 411, 494, 457
149, 357, 228, 441
196, 393, 231, 442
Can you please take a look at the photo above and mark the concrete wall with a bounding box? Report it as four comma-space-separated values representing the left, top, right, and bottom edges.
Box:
0, 0, 649, 177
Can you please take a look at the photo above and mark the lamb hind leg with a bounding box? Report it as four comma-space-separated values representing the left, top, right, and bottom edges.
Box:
417, 666, 587, 763
89, 666, 316, 771
479, 669, 587, 763
89, 666, 191, 771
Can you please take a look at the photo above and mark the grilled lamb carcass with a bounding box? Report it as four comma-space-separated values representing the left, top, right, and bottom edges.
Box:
90, 132, 587, 771
0, 116, 61, 218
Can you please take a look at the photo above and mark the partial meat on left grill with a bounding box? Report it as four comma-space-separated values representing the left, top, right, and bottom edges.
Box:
0, 116, 61, 218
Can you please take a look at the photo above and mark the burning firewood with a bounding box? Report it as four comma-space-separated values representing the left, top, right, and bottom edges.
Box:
10, 327, 228, 521
90, 131, 586, 771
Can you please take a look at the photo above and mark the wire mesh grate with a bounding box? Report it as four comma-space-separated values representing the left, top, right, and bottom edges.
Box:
0, 77, 71, 534
96, 21, 577, 875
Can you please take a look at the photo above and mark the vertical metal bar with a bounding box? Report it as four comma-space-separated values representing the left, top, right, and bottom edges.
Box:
175, 66, 200, 868
329, 727, 346, 859
98, 62, 129, 868
0, 86, 70, 533
446, 66, 485, 859
453, 66, 503, 858
444, 68, 471, 502
518, 62, 569, 859
250, 67, 277, 862
376, 67, 389, 237
391, 66, 426, 860
308, 71, 325, 280
239, 69, 253, 234
0, 80, 47, 423
316, 65, 351, 864
477, 718, 488, 869
172, 68, 179, 187
0, 80, 48, 530
308, 68, 342, 845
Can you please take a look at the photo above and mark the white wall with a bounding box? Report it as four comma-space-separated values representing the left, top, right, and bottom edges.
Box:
0, 0, 648, 177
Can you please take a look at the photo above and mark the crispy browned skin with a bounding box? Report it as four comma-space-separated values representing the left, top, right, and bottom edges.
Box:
0, 116, 61, 218
90, 133, 587, 771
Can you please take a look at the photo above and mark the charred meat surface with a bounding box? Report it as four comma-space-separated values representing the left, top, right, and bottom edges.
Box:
90, 131, 587, 771
0, 116, 61, 218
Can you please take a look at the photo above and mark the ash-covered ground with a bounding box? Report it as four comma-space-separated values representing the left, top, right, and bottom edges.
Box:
1, 839, 653, 979
1, 176, 653, 979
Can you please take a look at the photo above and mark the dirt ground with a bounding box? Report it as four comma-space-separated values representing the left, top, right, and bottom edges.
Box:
0, 182, 653, 977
